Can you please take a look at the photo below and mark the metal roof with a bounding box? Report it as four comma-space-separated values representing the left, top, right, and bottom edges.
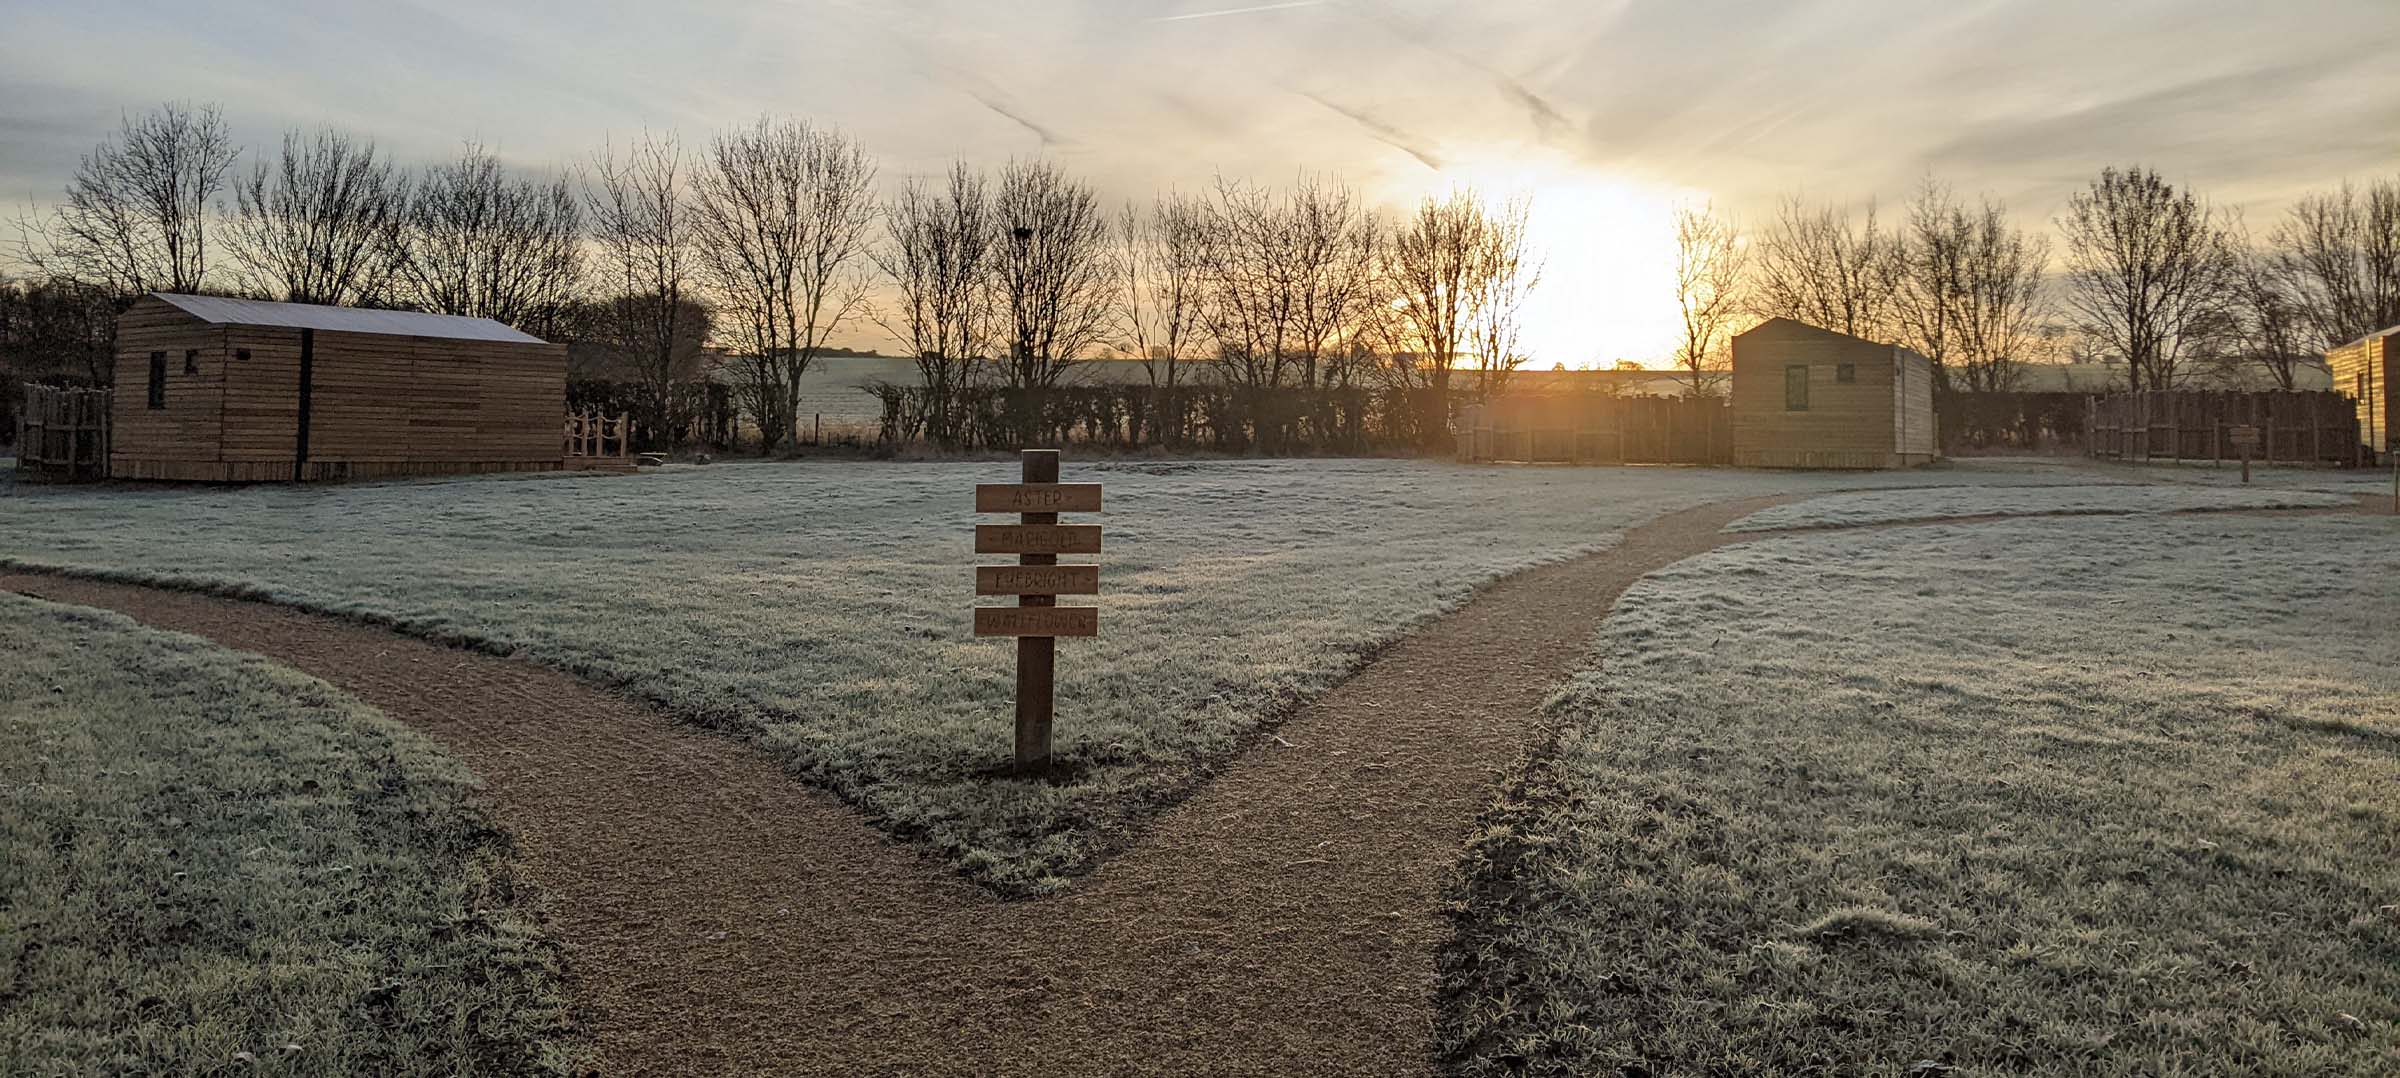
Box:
149, 293, 548, 344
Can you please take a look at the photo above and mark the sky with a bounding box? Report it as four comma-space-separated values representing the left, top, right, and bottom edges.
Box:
4, 0, 2397, 367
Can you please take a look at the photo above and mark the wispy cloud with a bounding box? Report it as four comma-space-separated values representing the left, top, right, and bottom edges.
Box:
962, 89, 1066, 148
1297, 91, 1443, 171
1153, 1, 1325, 23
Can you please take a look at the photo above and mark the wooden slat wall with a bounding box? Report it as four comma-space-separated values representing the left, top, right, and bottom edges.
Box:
223, 325, 303, 463
1895, 352, 1937, 460
115, 304, 569, 481
1732, 320, 1929, 469
306, 331, 565, 464
109, 296, 225, 474
2327, 337, 2390, 453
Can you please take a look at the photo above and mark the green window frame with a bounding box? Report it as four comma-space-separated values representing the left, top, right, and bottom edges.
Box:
1785, 364, 1809, 411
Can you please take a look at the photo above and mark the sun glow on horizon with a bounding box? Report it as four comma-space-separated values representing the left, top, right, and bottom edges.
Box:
1405, 157, 1690, 371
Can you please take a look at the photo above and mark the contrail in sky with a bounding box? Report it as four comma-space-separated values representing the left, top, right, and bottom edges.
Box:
1154, 1, 1326, 22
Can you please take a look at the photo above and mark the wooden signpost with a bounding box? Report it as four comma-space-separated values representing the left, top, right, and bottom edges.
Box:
2230, 424, 2260, 483
973, 450, 1101, 770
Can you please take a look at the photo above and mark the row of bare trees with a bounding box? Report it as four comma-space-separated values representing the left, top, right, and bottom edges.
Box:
878, 167, 1540, 445
1673, 166, 2400, 396
9, 103, 1550, 451
16, 104, 587, 331
1675, 181, 2050, 395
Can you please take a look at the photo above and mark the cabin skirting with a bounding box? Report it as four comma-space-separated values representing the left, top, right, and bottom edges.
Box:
110, 457, 565, 483
1734, 449, 1936, 470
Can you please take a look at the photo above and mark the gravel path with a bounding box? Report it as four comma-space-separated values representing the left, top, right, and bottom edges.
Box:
0, 495, 1790, 1075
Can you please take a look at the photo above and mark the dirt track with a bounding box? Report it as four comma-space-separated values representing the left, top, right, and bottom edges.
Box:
8, 494, 2379, 1075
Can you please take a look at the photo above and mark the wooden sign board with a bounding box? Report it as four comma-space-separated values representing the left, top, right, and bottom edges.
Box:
2229, 425, 2261, 450
975, 606, 1098, 638
977, 483, 1103, 514
977, 564, 1100, 596
975, 523, 1102, 555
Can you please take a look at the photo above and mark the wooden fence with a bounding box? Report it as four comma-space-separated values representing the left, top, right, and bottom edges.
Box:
13, 384, 111, 481
2086, 390, 2362, 464
563, 410, 634, 467
1456, 394, 1731, 465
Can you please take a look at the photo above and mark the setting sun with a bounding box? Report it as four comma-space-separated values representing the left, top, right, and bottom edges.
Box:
1409, 156, 1691, 369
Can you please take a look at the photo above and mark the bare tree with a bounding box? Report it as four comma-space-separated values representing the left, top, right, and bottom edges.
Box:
220, 128, 402, 306
584, 132, 705, 444
1378, 189, 1486, 393
1747, 195, 1899, 338
1462, 194, 1540, 398
1282, 177, 1381, 389
17, 101, 236, 295
690, 117, 879, 450
2058, 166, 2234, 392
1197, 177, 1304, 388
1921, 188, 2049, 392
2270, 178, 2400, 349
1670, 203, 1745, 396
386, 143, 583, 334
2222, 225, 2319, 390
879, 163, 995, 445
1115, 192, 1209, 389
989, 159, 1114, 389
1890, 178, 1965, 384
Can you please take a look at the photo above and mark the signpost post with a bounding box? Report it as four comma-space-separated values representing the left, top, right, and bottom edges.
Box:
2230, 424, 2259, 484
973, 450, 1101, 771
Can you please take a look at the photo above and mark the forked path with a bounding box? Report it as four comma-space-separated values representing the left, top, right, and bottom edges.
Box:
13, 494, 2363, 1075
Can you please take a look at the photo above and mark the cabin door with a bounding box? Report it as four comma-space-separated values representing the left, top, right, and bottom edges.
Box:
293, 328, 315, 480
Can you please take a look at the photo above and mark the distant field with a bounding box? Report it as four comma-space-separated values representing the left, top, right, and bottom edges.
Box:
1442, 512, 2400, 1076
0, 593, 580, 1075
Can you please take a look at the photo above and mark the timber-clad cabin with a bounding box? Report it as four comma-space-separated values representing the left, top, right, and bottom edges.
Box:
1732, 318, 1936, 469
2326, 324, 2395, 456
112, 293, 567, 482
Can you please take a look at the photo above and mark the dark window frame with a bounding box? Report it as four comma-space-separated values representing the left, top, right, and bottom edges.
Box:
1785, 364, 1809, 411
183, 348, 199, 374
1835, 363, 1856, 384
147, 351, 166, 409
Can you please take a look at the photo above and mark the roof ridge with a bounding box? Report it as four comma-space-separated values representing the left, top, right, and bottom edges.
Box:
147, 293, 547, 345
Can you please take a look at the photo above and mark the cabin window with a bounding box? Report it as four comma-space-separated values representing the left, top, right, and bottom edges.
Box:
236, 348, 251, 361
183, 349, 199, 374
1835, 363, 1856, 384
147, 352, 166, 409
1784, 364, 1809, 411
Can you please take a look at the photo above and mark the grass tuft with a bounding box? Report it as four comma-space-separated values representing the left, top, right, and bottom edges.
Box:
0, 593, 585, 1075
1795, 906, 1941, 944
1438, 513, 2400, 1077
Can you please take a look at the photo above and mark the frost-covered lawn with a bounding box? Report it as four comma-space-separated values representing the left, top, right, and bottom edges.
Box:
0, 593, 580, 1075
1725, 482, 2351, 531
1441, 513, 2400, 1076
2072, 455, 2396, 496
1, 457, 2042, 891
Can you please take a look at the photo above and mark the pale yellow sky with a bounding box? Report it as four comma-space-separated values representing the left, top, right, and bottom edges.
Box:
5, 0, 2397, 366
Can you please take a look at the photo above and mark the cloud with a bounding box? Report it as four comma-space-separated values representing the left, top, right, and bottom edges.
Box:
961, 89, 1067, 148
1295, 92, 1444, 171
1151, 1, 1326, 23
